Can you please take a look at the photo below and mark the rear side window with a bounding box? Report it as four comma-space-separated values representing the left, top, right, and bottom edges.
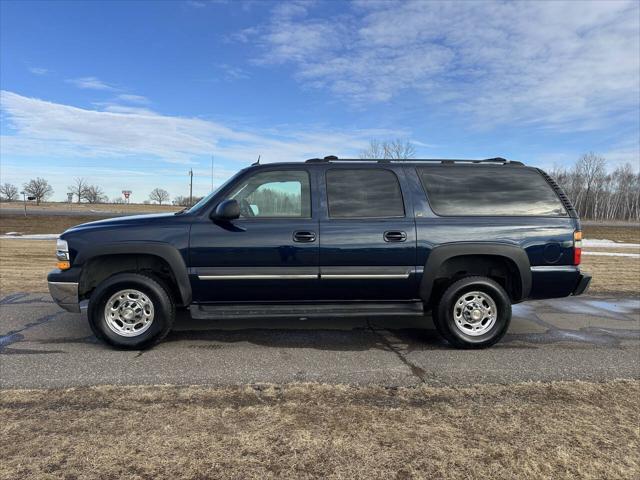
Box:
326, 169, 405, 218
417, 166, 567, 216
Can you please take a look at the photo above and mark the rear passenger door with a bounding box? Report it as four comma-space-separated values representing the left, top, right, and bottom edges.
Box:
317, 166, 418, 300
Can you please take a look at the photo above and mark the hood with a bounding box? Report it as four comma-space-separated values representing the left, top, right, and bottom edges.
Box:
64, 212, 177, 233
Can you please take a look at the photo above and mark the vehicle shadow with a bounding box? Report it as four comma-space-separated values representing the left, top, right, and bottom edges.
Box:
165, 311, 447, 351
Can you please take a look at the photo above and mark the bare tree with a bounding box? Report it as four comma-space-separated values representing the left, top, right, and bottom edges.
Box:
550, 154, 639, 222
575, 152, 606, 219
82, 184, 106, 204
67, 177, 88, 203
0, 183, 19, 201
150, 188, 170, 205
23, 178, 53, 205
360, 138, 416, 160
360, 139, 385, 158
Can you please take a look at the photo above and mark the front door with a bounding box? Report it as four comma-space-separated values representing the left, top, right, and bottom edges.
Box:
317, 166, 418, 300
189, 168, 320, 302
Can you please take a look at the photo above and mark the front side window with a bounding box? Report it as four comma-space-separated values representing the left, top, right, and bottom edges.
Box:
227, 170, 311, 218
326, 168, 405, 218
417, 166, 568, 216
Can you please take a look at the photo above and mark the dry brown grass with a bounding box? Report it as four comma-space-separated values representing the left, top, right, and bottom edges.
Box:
583, 224, 640, 244
0, 239, 53, 293
581, 255, 640, 296
0, 380, 637, 480
0, 214, 111, 235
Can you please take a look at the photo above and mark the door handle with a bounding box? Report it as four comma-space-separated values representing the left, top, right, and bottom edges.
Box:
293, 231, 316, 243
384, 230, 407, 242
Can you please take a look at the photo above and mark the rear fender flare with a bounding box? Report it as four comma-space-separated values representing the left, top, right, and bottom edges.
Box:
419, 242, 531, 304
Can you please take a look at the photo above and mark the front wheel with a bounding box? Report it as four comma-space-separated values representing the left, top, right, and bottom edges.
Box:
88, 273, 175, 349
433, 276, 511, 349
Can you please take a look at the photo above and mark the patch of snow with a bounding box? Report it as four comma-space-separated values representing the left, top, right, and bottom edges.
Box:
583, 239, 640, 249
582, 251, 639, 258
0, 233, 60, 240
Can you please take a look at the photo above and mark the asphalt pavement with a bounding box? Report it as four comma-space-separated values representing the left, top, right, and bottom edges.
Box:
1, 293, 638, 389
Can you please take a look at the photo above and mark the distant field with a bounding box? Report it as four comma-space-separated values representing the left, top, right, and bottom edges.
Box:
0, 200, 180, 214
0, 214, 111, 235
583, 224, 639, 244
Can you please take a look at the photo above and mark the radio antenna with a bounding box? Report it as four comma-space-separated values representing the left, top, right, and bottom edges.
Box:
252, 155, 261, 166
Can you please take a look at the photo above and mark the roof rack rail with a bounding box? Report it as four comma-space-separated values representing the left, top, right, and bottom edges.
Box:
304, 156, 524, 166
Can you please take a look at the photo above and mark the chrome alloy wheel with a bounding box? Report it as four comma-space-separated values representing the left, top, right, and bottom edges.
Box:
104, 289, 155, 337
452, 290, 497, 336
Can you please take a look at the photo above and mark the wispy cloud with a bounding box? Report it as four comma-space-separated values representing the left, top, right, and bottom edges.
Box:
0, 90, 404, 165
240, 0, 640, 132
218, 64, 250, 81
116, 94, 150, 104
66, 76, 116, 90
186, 0, 228, 7
28, 67, 48, 75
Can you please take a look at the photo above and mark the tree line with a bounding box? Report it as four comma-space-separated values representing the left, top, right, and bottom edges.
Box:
549, 153, 640, 222
0, 178, 178, 206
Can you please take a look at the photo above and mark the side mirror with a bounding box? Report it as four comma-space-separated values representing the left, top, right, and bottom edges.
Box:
211, 199, 240, 221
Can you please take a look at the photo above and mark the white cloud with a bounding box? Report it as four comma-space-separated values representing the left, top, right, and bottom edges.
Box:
28, 67, 48, 75
66, 76, 116, 90
244, 0, 640, 131
0, 90, 404, 165
0, 90, 407, 200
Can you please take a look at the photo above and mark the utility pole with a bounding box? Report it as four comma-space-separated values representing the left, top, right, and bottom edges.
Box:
20, 191, 26, 217
188, 169, 193, 206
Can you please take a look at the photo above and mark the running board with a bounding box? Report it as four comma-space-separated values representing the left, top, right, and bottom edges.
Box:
190, 302, 424, 320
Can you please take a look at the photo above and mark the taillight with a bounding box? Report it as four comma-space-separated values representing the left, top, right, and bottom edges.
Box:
573, 231, 582, 265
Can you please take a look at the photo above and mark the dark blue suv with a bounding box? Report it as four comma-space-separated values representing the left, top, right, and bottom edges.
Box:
48, 156, 591, 349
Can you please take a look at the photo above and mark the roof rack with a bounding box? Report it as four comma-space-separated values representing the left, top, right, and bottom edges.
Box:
304, 156, 524, 166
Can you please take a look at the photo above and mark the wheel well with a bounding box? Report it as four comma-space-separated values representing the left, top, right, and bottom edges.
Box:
430, 254, 522, 303
79, 254, 181, 303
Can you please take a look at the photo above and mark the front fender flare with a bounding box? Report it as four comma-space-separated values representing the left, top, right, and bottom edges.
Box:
419, 242, 531, 304
74, 241, 192, 305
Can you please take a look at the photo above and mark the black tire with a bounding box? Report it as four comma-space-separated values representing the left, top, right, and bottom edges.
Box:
432, 276, 511, 349
88, 273, 175, 349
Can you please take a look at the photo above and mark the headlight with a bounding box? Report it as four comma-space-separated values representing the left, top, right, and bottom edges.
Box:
56, 238, 70, 269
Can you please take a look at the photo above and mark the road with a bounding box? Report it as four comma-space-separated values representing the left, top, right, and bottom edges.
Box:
1, 293, 638, 389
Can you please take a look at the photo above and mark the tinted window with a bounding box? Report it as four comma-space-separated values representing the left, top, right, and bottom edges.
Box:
326, 169, 404, 218
418, 166, 567, 216
228, 170, 311, 218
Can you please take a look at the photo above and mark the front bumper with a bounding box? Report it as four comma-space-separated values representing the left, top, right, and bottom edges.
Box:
48, 281, 80, 312
572, 272, 592, 296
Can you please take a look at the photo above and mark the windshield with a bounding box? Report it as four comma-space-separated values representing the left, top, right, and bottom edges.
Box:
183, 169, 245, 214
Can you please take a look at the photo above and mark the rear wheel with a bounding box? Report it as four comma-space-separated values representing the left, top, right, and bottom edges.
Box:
88, 273, 174, 349
433, 276, 511, 349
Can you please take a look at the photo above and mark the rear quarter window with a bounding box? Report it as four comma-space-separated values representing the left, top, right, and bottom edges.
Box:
417, 166, 568, 216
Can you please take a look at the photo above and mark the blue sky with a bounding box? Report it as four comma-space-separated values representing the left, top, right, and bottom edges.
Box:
1, 0, 639, 202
